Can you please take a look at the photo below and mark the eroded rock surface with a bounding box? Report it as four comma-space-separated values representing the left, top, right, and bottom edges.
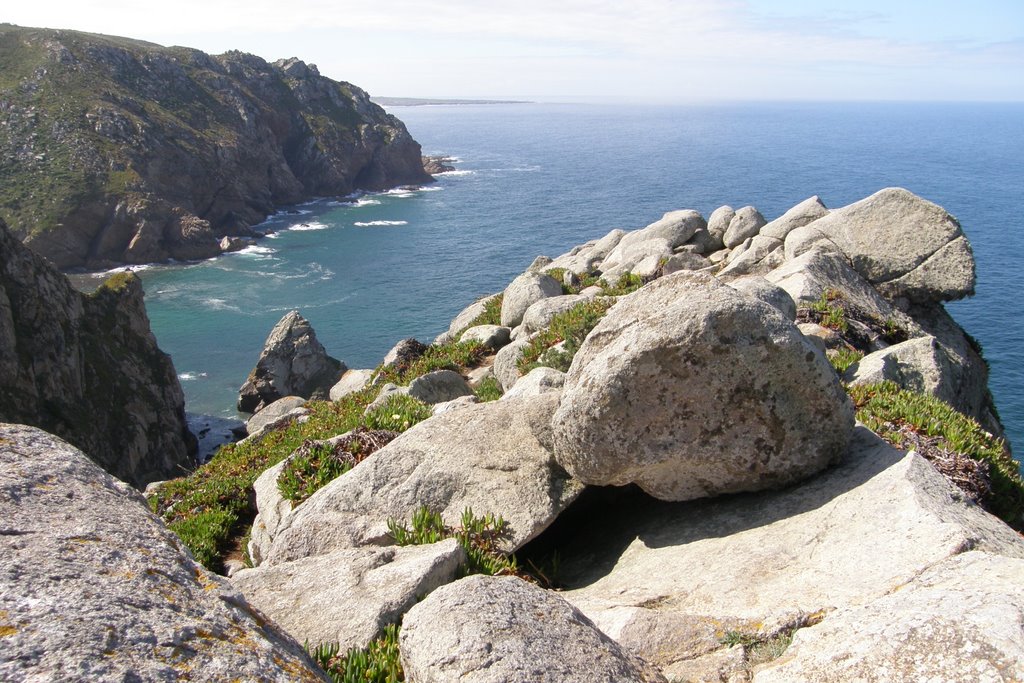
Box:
552, 272, 854, 501
0, 424, 325, 682
400, 575, 667, 683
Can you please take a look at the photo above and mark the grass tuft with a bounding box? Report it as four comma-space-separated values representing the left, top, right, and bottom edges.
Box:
387, 505, 519, 577
517, 299, 613, 374
473, 375, 503, 402
599, 272, 646, 296
809, 289, 848, 333
310, 623, 402, 683
373, 340, 487, 387
828, 347, 864, 374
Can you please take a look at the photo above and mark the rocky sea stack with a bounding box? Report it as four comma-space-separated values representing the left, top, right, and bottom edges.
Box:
0, 24, 432, 269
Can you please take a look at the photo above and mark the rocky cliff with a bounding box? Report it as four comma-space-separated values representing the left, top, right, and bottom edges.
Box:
0, 217, 196, 487
0, 24, 432, 269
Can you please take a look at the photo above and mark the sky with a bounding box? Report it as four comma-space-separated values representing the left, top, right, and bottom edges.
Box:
5, 0, 1023, 102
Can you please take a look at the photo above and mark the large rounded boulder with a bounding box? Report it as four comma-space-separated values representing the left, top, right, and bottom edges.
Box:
551, 272, 854, 501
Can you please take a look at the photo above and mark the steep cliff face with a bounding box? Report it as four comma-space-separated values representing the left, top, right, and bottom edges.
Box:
0, 24, 432, 269
0, 217, 196, 487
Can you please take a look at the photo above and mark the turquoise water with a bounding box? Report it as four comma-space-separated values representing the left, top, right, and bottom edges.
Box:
73, 102, 1024, 454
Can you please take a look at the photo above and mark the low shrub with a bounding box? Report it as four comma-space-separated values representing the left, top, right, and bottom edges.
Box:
277, 428, 399, 505
374, 340, 487, 386
518, 299, 613, 374
600, 272, 645, 296
473, 375, 503, 402
463, 293, 503, 330
363, 394, 433, 432
809, 289, 848, 333
828, 347, 864, 374
387, 505, 518, 577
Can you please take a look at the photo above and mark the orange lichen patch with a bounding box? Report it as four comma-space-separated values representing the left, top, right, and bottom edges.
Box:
0, 624, 18, 637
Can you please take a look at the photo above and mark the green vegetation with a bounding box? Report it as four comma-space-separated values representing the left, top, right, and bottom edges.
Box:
362, 393, 433, 432
150, 388, 430, 570
462, 294, 503, 330
373, 340, 487, 386
849, 381, 1024, 527
809, 289, 848, 333
599, 272, 646, 296
388, 506, 518, 577
310, 624, 402, 683
473, 375, 503, 402
518, 299, 613, 374
827, 347, 864, 374
277, 428, 400, 505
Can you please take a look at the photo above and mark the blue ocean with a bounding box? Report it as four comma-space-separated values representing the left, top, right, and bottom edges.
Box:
73, 102, 1024, 454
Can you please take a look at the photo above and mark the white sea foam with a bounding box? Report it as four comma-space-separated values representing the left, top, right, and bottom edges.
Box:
436, 169, 474, 177
178, 371, 209, 381
353, 220, 408, 227
201, 298, 242, 312
290, 221, 329, 231
355, 198, 382, 206
234, 244, 277, 258
95, 264, 153, 277
382, 188, 416, 198
417, 185, 443, 192
265, 232, 283, 239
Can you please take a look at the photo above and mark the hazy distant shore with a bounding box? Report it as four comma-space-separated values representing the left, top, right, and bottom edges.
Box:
373, 96, 532, 106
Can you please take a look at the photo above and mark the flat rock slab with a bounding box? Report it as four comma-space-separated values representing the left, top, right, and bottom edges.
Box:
556, 427, 1024, 679
232, 540, 464, 651
400, 575, 667, 683
0, 424, 325, 682
754, 551, 1024, 682
264, 394, 583, 564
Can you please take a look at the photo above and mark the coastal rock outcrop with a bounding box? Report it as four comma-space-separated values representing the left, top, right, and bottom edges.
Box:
500, 271, 563, 327
0, 218, 195, 488
400, 575, 668, 683
551, 272, 854, 501
232, 540, 464, 652
0, 25, 432, 269
238, 310, 344, 414
263, 394, 582, 565
784, 187, 975, 302
554, 427, 1024, 680
0, 424, 325, 681
753, 551, 1024, 681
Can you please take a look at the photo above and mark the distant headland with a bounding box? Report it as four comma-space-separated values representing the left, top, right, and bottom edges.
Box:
373, 96, 532, 106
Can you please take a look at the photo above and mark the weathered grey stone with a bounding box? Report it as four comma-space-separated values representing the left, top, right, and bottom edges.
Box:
264, 394, 582, 564
245, 396, 307, 438
502, 366, 565, 400
706, 205, 735, 248
435, 293, 500, 345
796, 322, 836, 353
551, 272, 853, 501
765, 248, 920, 335
558, 427, 1024, 679
0, 424, 326, 682
0, 220, 196, 488
686, 227, 720, 255
707, 248, 730, 264
601, 237, 673, 274
363, 383, 406, 413
528, 255, 553, 271
493, 335, 533, 391
520, 294, 584, 336
400, 575, 667, 683
466, 365, 494, 389
381, 337, 427, 370
432, 394, 480, 415
632, 253, 665, 279
501, 272, 564, 327
459, 324, 511, 350
758, 195, 829, 240
329, 368, 374, 401
624, 209, 706, 249
662, 251, 713, 274
719, 234, 784, 277
844, 336, 961, 407
579, 284, 605, 298
406, 369, 474, 405
754, 551, 1024, 682
546, 229, 626, 274
233, 541, 464, 652
248, 458, 293, 567
238, 310, 344, 414
728, 276, 798, 321
783, 187, 975, 302
723, 206, 767, 249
